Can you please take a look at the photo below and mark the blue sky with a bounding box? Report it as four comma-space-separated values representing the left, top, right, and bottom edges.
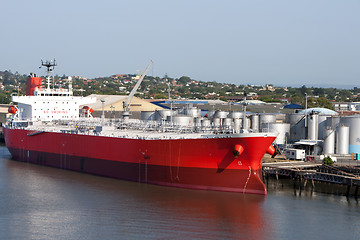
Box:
1, 0, 359, 88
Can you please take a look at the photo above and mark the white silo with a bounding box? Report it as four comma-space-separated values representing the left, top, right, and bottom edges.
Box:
317, 115, 329, 140
287, 113, 306, 141
325, 116, 340, 130
340, 115, 360, 154
336, 124, 350, 154
307, 113, 318, 140
323, 128, 335, 154
262, 122, 290, 145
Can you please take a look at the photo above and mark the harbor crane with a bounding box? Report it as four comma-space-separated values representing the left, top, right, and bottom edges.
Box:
122, 60, 153, 119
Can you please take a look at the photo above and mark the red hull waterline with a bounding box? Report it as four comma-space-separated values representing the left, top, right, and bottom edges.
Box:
3, 127, 276, 195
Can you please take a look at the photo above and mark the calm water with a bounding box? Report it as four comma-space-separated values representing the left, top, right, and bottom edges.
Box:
0, 145, 359, 240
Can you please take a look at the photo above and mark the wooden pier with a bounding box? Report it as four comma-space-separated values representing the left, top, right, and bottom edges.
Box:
263, 161, 360, 196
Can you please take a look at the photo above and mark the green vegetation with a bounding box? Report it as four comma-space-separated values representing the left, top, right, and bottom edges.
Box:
323, 156, 334, 165
0, 70, 359, 109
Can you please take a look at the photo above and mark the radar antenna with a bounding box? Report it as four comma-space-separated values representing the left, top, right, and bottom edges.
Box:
40, 59, 57, 74
39, 59, 57, 90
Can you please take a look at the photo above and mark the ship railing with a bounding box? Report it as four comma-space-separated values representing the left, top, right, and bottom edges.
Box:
52, 117, 244, 135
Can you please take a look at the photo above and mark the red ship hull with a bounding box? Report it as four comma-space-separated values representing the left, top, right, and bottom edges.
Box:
3, 127, 275, 195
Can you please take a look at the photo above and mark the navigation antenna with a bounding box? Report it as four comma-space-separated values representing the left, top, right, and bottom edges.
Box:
242, 92, 248, 133
39, 59, 57, 90
165, 74, 173, 124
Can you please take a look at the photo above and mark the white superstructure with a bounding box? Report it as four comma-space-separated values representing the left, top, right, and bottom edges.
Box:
13, 92, 96, 122
11, 60, 96, 122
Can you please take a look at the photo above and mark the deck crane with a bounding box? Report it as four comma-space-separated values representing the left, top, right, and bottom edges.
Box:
122, 60, 153, 120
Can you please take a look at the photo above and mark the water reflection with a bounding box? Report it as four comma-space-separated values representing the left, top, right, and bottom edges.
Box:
3, 144, 360, 240
0, 147, 270, 240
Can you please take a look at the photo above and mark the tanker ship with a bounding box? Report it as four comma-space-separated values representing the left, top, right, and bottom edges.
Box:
3, 60, 277, 195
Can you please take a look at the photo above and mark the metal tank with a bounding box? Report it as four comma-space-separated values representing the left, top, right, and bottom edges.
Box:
251, 114, 259, 132
336, 124, 350, 154
223, 118, 232, 128
184, 107, 201, 118
201, 119, 211, 129
141, 111, 155, 121
340, 115, 360, 153
244, 117, 251, 131
317, 115, 329, 140
325, 116, 340, 130
154, 109, 173, 121
228, 111, 243, 119
212, 118, 221, 127
233, 118, 242, 133
323, 128, 335, 154
261, 122, 290, 145
206, 110, 216, 119
170, 115, 194, 126
214, 110, 228, 119
194, 117, 203, 127
259, 114, 276, 125
287, 113, 306, 141
307, 113, 318, 140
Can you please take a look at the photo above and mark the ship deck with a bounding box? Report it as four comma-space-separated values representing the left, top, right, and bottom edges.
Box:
8, 118, 276, 140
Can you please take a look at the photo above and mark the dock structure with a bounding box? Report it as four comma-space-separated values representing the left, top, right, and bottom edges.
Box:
263, 161, 360, 196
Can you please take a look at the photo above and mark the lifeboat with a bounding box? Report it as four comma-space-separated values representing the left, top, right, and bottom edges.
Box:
8, 105, 17, 114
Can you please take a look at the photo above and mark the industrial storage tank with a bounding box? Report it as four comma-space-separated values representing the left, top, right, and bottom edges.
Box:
317, 115, 329, 140
287, 113, 306, 141
233, 118, 242, 133
170, 115, 193, 126
212, 118, 221, 127
323, 128, 335, 154
340, 115, 360, 153
155, 109, 174, 121
261, 122, 290, 145
325, 116, 340, 129
201, 119, 211, 129
223, 118, 232, 128
194, 117, 203, 127
244, 117, 251, 130
206, 110, 216, 119
251, 114, 259, 132
228, 111, 243, 119
259, 114, 276, 125
141, 111, 155, 121
307, 113, 318, 140
184, 107, 201, 118
214, 110, 228, 119
336, 124, 350, 154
